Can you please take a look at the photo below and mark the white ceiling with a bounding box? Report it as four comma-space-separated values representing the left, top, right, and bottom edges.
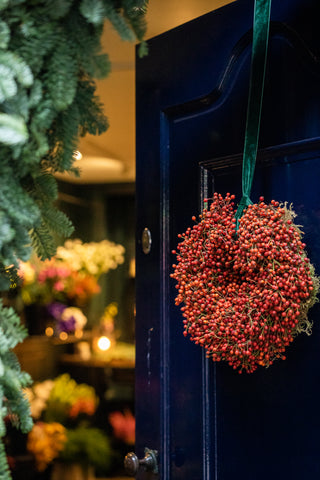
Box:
56, 0, 233, 184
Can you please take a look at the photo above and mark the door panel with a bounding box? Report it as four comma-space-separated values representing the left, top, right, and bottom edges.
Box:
207, 146, 320, 479
136, 1, 320, 479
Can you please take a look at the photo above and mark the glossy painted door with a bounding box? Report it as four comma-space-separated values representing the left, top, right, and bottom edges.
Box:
135, 1, 320, 479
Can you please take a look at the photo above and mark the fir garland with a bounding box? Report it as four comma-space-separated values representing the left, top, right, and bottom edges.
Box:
0, 1, 148, 478
0, 300, 33, 480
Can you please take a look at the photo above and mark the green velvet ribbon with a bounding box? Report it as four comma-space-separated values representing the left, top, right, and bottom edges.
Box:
235, 0, 272, 226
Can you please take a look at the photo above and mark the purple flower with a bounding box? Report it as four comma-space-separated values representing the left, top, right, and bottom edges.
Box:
47, 302, 67, 319
57, 316, 76, 333
46, 303, 86, 334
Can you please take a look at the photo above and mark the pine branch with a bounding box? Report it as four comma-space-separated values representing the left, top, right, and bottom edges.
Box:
123, 0, 148, 41
80, 0, 107, 26
0, 65, 16, 103
41, 204, 74, 238
0, 51, 33, 87
85, 53, 111, 79
0, 3, 149, 477
0, 113, 27, 145
47, 102, 81, 172
0, 301, 33, 479
0, 441, 11, 480
29, 223, 58, 260
103, 2, 137, 41
38, 0, 73, 20
33, 173, 58, 201
45, 39, 78, 111
77, 78, 109, 136
0, 20, 10, 49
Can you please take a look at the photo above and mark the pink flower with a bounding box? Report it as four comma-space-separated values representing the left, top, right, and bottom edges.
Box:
53, 280, 65, 292
38, 267, 56, 282
56, 266, 72, 278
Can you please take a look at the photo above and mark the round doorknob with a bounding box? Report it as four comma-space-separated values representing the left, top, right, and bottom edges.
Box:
124, 448, 158, 476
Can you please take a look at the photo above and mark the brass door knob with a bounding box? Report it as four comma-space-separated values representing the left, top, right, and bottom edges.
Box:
124, 448, 158, 476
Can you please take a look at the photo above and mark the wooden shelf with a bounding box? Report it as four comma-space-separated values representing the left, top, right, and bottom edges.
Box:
59, 353, 135, 369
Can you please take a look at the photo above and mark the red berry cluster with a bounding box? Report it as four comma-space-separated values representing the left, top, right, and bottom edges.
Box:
171, 193, 319, 373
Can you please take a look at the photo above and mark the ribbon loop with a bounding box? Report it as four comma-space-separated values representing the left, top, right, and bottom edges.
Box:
235, 0, 272, 223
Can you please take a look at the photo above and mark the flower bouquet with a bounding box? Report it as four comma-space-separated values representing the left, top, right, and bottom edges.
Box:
25, 374, 112, 475
19, 239, 125, 307
47, 303, 88, 337
18, 238, 125, 335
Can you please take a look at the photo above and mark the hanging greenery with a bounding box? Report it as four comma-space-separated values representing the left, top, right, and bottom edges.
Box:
0, 1, 148, 478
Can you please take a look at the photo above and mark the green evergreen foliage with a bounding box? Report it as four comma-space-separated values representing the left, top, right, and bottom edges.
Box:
0, 1, 148, 477
0, 441, 11, 480
0, 300, 33, 439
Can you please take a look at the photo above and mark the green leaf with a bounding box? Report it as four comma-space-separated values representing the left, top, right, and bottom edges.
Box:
104, 4, 136, 42
30, 123, 50, 157
0, 0, 9, 12
86, 53, 111, 79
0, 114, 28, 145
42, 204, 74, 237
0, 51, 33, 87
3, 89, 30, 121
30, 223, 57, 260
28, 79, 43, 109
123, 0, 148, 41
0, 20, 10, 48
138, 39, 149, 57
80, 0, 106, 25
44, 0, 73, 19
0, 65, 17, 102
0, 441, 11, 480
46, 43, 78, 111
0, 212, 14, 248
33, 96, 57, 130
34, 173, 58, 200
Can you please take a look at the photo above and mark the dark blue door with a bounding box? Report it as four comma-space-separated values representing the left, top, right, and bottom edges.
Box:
135, 1, 320, 479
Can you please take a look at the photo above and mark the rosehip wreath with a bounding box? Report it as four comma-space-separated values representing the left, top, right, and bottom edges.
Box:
171, 193, 319, 373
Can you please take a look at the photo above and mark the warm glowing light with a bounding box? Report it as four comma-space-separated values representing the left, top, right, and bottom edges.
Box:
73, 150, 82, 161
59, 331, 68, 341
45, 327, 54, 337
75, 329, 83, 339
54, 155, 124, 183
97, 336, 111, 351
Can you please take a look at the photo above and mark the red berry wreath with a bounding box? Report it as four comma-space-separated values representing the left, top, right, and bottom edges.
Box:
171, 193, 319, 373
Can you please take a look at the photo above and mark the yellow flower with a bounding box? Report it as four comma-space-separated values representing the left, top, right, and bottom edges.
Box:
19, 261, 36, 285
27, 422, 67, 471
56, 239, 125, 277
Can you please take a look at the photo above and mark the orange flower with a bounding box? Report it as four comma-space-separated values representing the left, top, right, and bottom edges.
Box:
65, 272, 101, 305
68, 398, 96, 418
